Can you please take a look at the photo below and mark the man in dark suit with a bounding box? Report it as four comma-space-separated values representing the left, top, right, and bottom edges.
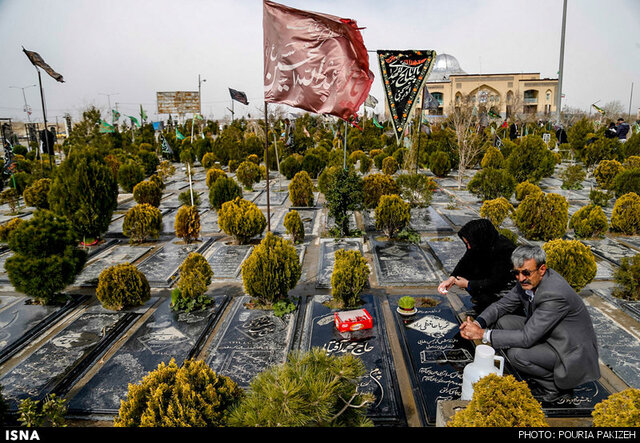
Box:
459, 245, 601, 402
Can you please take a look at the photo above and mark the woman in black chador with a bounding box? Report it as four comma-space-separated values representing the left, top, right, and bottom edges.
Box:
438, 218, 516, 314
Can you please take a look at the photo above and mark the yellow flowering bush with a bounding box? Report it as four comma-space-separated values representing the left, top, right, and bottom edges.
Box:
611, 192, 640, 235
592, 388, 640, 427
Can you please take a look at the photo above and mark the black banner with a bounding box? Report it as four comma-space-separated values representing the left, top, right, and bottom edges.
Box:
377, 50, 436, 141
229, 88, 249, 105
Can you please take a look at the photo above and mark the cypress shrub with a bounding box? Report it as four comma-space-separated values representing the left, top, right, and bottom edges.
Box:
175, 205, 201, 243
429, 151, 451, 177
610, 192, 640, 235
467, 167, 516, 200
133, 180, 162, 207
480, 146, 505, 169
318, 165, 339, 195
280, 155, 302, 180
625, 156, 640, 170
375, 194, 410, 238
114, 359, 242, 427
395, 173, 437, 208
241, 231, 301, 305
325, 168, 364, 237
289, 171, 314, 207
283, 210, 305, 244
172, 252, 213, 311
236, 160, 261, 190
362, 173, 399, 209
381, 156, 399, 175
582, 137, 622, 169
593, 159, 624, 190
0, 188, 20, 214
138, 150, 160, 176
589, 188, 613, 207
506, 135, 556, 183
331, 249, 370, 308
560, 164, 586, 190
178, 189, 201, 207
117, 160, 145, 193
569, 204, 608, 239
301, 153, 325, 178
206, 168, 227, 188
612, 168, 640, 197
209, 176, 242, 210
96, 262, 150, 310
514, 192, 568, 241
23, 178, 51, 209
0, 217, 24, 243
246, 153, 260, 165
480, 197, 515, 228
5, 210, 87, 304
201, 152, 217, 169
122, 203, 163, 243
592, 388, 640, 427
542, 239, 597, 292
373, 152, 387, 170
613, 254, 640, 301
218, 197, 266, 244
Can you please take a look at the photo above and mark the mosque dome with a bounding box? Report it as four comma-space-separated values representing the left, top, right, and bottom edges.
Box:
428, 53, 466, 82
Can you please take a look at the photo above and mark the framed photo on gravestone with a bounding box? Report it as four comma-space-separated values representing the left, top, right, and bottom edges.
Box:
296, 294, 405, 426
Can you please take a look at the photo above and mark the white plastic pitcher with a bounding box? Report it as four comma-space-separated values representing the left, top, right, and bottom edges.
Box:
460, 344, 504, 400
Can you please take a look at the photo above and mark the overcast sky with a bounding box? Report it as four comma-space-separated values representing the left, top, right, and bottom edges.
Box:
1, 0, 638, 126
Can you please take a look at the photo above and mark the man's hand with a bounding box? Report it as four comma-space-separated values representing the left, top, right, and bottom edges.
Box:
460, 317, 484, 341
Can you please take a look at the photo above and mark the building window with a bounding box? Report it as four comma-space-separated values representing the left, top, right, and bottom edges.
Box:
546, 90, 552, 102
524, 89, 538, 104
431, 92, 443, 106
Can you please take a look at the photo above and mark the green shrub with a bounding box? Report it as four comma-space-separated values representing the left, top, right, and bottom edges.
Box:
118, 160, 145, 193
241, 231, 301, 304
362, 173, 399, 209
625, 156, 640, 170
592, 388, 640, 427
228, 348, 373, 427
17, 394, 67, 427
201, 152, 217, 169
593, 159, 625, 190
96, 262, 150, 310
567, 117, 595, 156
23, 178, 51, 209
480, 197, 514, 227
429, 151, 451, 177
582, 137, 622, 168
175, 205, 201, 243
301, 153, 325, 178
514, 180, 542, 202
138, 150, 160, 176
610, 192, 640, 235
114, 358, 243, 427
560, 164, 586, 190
178, 189, 201, 207
149, 173, 165, 191
209, 176, 243, 210
375, 194, 410, 238
448, 374, 547, 427
506, 135, 556, 183
542, 239, 597, 292
0, 217, 24, 243
398, 296, 416, 310
289, 171, 314, 207
206, 168, 227, 188
280, 154, 302, 180
569, 204, 608, 238
381, 156, 399, 175
133, 180, 162, 207
1, 188, 20, 213
499, 227, 518, 245
331, 249, 369, 308
373, 152, 387, 170
318, 165, 339, 195
325, 167, 364, 237
514, 192, 568, 241
218, 197, 266, 244
122, 203, 163, 243
5, 210, 87, 304
284, 210, 305, 244
612, 168, 640, 197
246, 153, 260, 165
228, 159, 239, 173
395, 173, 437, 208
589, 188, 613, 207
467, 168, 516, 201
172, 252, 213, 311
480, 146, 505, 169
613, 254, 640, 301
236, 160, 261, 190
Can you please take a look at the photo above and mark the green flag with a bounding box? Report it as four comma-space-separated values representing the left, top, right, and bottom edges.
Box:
592, 104, 605, 116
112, 109, 121, 121
128, 116, 140, 127
140, 105, 147, 122
99, 120, 115, 133
373, 116, 384, 129
176, 129, 185, 140
194, 113, 204, 120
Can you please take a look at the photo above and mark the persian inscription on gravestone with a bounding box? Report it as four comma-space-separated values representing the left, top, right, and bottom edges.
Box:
316, 239, 363, 288
136, 239, 203, 285
253, 190, 289, 206
425, 237, 466, 274
372, 241, 443, 285
76, 244, 151, 285
409, 206, 453, 232
206, 243, 253, 279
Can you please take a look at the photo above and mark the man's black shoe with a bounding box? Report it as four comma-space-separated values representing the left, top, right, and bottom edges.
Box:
532, 387, 573, 403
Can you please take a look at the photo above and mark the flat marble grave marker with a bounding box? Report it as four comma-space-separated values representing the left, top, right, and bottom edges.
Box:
425, 237, 466, 274
387, 294, 474, 426
253, 190, 289, 206
68, 295, 229, 414
296, 294, 404, 425
203, 295, 298, 389
205, 242, 253, 280
0, 301, 150, 408
272, 208, 319, 237
371, 240, 444, 286
435, 205, 478, 228
316, 238, 363, 289
409, 207, 454, 233
76, 243, 152, 286
579, 237, 637, 266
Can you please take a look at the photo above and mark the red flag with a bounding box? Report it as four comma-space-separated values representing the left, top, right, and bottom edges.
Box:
263, 0, 374, 121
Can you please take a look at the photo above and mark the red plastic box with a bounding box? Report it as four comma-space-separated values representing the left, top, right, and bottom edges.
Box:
334, 309, 373, 332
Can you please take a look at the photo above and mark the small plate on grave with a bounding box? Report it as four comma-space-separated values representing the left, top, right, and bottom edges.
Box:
396, 307, 417, 316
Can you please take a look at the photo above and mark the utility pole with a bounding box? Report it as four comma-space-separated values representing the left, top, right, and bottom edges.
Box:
198, 74, 206, 115
556, 0, 568, 124
10, 84, 36, 123
99, 92, 119, 113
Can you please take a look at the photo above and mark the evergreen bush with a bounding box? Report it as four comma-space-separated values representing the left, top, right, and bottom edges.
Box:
375, 194, 410, 238
542, 239, 597, 292
331, 249, 369, 308
133, 180, 162, 207
589, 188, 613, 207
448, 374, 547, 427
5, 210, 87, 304
582, 137, 622, 169
23, 178, 51, 209
613, 253, 640, 301
593, 159, 624, 190
610, 192, 640, 235
208, 176, 243, 210
178, 190, 201, 207
117, 160, 145, 193
280, 154, 302, 180
289, 171, 314, 207
96, 262, 150, 310
301, 153, 325, 178
0, 217, 24, 243
325, 168, 364, 237
283, 210, 305, 244
625, 156, 640, 170
612, 168, 640, 197
236, 160, 261, 190
480, 198, 515, 227
318, 165, 339, 195
429, 151, 451, 177
0, 188, 20, 214
569, 204, 608, 239
506, 135, 556, 183
514, 192, 568, 241
467, 167, 516, 201
560, 164, 586, 190
480, 146, 505, 169
381, 156, 399, 175
395, 173, 437, 208
218, 197, 266, 244
173, 252, 213, 311
122, 203, 163, 243
592, 388, 640, 427
175, 205, 201, 243
201, 152, 218, 169
241, 231, 301, 305
114, 359, 243, 427
362, 173, 399, 209
206, 167, 227, 188
138, 150, 160, 176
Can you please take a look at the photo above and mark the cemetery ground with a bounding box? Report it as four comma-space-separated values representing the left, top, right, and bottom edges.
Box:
0, 161, 639, 428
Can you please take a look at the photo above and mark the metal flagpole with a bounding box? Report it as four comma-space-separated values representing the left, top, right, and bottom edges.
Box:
628, 82, 634, 122
36, 68, 52, 168
264, 102, 271, 232
343, 120, 348, 169
556, 0, 568, 124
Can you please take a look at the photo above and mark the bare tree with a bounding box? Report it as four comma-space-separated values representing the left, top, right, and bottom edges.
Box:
447, 95, 486, 189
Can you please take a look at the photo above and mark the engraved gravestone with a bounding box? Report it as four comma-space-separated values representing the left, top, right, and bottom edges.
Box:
273, 209, 319, 237
199, 209, 221, 234
371, 240, 444, 286
106, 215, 125, 238
409, 206, 454, 233
76, 244, 152, 286
579, 237, 636, 265
436, 206, 478, 228
135, 238, 212, 287
296, 294, 404, 425
67, 295, 229, 414
205, 243, 253, 280
203, 295, 298, 389
425, 237, 467, 274
316, 238, 363, 288
253, 190, 289, 206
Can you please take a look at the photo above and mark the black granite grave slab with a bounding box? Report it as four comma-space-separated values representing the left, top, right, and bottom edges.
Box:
76, 243, 152, 286
200, 209, 222, 234
425, 236, 466, 274
316, 238, 364, 289
0, 295, 89, 366
371, 240, 444, 286
135, 238, 214, 287
436, 206, 478, 228
296, 294, 405, 426
0, 251, 13, 283
409, 206, 454, 233
387, 294, 474, 426
203, 295, 299, 389
67, 295, 229, 414
272, 208, 319, 237
0, 302, 148, 408
579, 237, 637, 266
205, 242, 253, 280
253, 190, 289, 206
